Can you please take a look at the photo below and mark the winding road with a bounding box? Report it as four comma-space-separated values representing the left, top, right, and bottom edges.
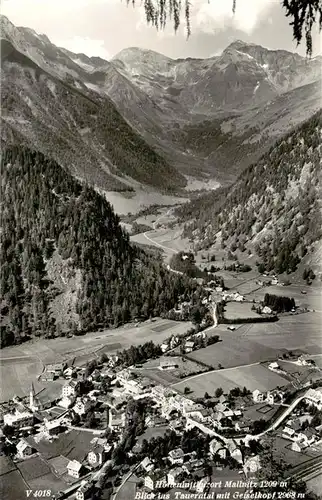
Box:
143, 207, 181, 255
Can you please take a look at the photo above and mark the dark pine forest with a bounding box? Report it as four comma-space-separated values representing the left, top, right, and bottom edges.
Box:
0, 146, 199, 347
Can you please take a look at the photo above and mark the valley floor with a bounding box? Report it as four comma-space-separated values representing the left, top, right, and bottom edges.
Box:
0, 318, 192, 402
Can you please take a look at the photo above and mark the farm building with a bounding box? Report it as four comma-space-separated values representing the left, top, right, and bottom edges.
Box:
159, 358, 179, 370
268, 362, 279, 371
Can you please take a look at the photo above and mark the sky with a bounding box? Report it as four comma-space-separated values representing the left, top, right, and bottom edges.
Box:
2, 0, 321, 60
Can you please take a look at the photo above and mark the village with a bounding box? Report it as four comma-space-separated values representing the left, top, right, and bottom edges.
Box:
1, 251, 321, 500
1, 330, 322, 500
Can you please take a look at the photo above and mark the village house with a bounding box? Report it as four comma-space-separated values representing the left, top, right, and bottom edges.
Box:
291, 441, 305, 453
46, 363, 65, 378
145, 470, 166, 491
282, 426, 296, 440
122, 379, 142, 396
161, 342, 169, 353
244, 456, 261, 477
114, 369, 132, 385
88, 369, 101, 382
45, 419, 63, 436
108, 408, 126, 432
40, 371, 55, 382
88, 445, 106, 468
266, 392, 275, 405
252, 389, 265, 403
67, 459, 85, 479
169, 418, 185, 431
297, 355, 314, 366
168, 448, 185, 465
234, 421, 250, 433
167, 467, 185, 486
210, 439, 227, 460
262, 306, 273, 314
170, 336, 180, 349
186, 408, 213, 424
305, 388, 322, 410
3, 409, 34, 429
296, 429, 317, 447
62, 380, 79, 398
268, 362, 280, 371
76, 483, 93, 500
73, 397, 92, 416
111, 387, 126, 399
16, 438, 35, 459
185, 341, 195, 353
226, 440, 243, 464
141, 457, 154, 472
196, 477, 209, 493
183, 458, 204, 474
59, 395, 75, 409
63, 367, 74, 379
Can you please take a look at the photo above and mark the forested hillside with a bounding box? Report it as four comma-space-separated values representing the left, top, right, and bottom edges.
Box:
179, 111, 322, 274
0, 146, 199, 348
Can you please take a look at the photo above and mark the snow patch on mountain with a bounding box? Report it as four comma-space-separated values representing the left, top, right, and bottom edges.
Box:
71, 58, 95, 72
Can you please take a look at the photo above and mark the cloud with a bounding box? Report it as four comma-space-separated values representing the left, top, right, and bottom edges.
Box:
129, 0, 277, 39
53, 36, 111, 59
190, 0, 278, 35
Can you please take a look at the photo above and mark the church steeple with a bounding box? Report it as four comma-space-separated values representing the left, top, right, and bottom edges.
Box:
29, 383, 35, 410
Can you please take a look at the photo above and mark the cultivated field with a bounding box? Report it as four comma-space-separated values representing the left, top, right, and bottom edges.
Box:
188, 329, 280, 369
140, 356, 209, 378
0, 318, 192, 402
0, 355, 44, 402
171, 363, 288, 397
224, 302, 261, 320
188, 307, 322, 372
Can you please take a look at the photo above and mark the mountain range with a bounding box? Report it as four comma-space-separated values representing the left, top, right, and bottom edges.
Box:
1, 15, 321, 190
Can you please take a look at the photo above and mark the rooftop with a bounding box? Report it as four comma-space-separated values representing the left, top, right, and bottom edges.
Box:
67, 459, 82, 472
